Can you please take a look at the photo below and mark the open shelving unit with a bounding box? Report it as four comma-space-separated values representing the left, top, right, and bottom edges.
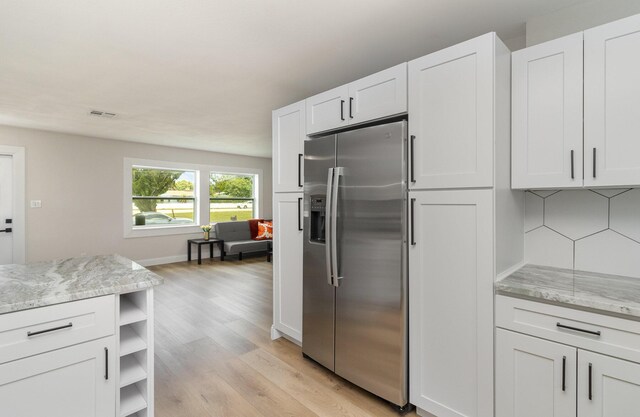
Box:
117, 289, 154, 417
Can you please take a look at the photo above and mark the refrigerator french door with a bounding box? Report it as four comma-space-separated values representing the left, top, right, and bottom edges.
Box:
302, 120, 408, 408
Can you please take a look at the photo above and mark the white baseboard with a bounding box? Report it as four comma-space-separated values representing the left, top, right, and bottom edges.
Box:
136, 254, 189, 267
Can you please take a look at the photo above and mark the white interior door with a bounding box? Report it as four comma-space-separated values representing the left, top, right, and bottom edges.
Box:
579, 350, 640, 417
585, 14, 640, 187
0, 156, 13, 264
496, 329, 577, 417
511, 33, 584, 189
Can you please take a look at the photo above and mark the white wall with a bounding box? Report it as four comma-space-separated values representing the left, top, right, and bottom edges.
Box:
524, 189, 640, 278
0, 124, 272, 264
526, 0, 640, 46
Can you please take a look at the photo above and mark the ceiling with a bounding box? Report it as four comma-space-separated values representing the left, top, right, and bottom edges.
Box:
0, 0, 588, 158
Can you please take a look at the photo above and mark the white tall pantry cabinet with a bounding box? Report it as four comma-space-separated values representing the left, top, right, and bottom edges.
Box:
271, 101, 305, 343
408, 33, 524, 417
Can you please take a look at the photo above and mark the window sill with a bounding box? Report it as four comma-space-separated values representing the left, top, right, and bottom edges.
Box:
124, 224, 201, 239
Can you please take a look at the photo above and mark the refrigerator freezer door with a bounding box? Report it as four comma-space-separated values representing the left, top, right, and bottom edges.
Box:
334, 121, 408, 406
302, 134, 336, 371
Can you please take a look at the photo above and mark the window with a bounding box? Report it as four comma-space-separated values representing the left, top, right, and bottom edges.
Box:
124, 158, 262, 238
131, 166, 196, 228
209, 172, 256, 222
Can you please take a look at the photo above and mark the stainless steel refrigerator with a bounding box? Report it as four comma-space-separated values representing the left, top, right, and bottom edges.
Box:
302, 120, 408, 408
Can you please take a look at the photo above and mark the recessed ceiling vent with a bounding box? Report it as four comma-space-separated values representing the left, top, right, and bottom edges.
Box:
89, 110, 117, 118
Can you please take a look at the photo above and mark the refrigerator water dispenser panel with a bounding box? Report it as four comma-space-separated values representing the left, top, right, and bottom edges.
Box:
310, 195, 326, 243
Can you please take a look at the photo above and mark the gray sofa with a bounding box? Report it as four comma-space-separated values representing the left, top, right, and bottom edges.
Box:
213, 221, 271, 260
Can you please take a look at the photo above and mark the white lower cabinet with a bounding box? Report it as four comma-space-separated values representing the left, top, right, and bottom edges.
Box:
272, 192, 303, 343
578, 350, 640, 417
497, 296, 640, 417
496, 329, 576, 417
0, 336, 116, 417
409, 189, 494, 417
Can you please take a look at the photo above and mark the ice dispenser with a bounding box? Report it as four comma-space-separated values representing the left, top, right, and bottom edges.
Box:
309, 195, 326, 243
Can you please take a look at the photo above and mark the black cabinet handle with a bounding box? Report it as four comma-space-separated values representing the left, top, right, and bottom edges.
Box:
592, 148, 597, 178
349, 97, 354, 119
298, 153, 303, 188
298, 197, 303, 231
588, 362, 593, 400
0, 228, 11, 233
557, 322, 601, 336
562, 356, 566, 391
410, 135, 416, 183
570, 150, 574, 180
27, 322, 73, 337
105, 347, 109, 380
410, 198, 416, 246
340, 100, 345, 121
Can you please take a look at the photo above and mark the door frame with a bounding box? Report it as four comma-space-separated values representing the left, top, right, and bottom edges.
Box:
0, 146, 25, 263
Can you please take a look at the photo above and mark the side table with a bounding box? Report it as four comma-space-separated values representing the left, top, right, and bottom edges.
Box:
188, 238, 224, 265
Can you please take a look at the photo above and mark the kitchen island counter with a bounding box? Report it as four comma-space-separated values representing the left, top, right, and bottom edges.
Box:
0, 254, 162, 315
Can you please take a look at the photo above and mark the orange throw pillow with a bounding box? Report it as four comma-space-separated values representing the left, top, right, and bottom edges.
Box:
248, 218, 264, 239
255, 221, 273, 240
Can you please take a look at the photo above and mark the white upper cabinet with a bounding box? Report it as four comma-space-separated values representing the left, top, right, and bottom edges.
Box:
348, 63, 407, 125
512, 33, 584, 189
306, 64, 407, 135
306, 85, 349, 135
408, 33, 496, 189
512, 13, 640, 189
273, 101, 305, 193
585, 14, 640, 187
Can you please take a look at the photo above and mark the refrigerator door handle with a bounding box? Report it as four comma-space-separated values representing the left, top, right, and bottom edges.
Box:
331, 167, 344, 286
325, 168, 334, 286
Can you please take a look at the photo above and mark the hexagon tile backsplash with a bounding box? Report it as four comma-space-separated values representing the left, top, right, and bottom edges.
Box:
525, 189, 640, 278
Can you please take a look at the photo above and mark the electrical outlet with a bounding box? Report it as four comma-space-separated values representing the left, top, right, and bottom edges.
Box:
30, 200, 42, 208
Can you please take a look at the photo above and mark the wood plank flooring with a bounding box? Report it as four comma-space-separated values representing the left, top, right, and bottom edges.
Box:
149, 257, 416, 417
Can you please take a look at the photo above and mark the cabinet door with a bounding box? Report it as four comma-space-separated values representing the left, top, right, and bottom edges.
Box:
0, 337, 115, 417
272, 192, 303, 342
512, 33, 584, 189
306, 85, 349, 135
496, 329, 577, 417
273, 101, 305, 193
408, 33, 494, 189
578, 350, 640, 417
585, 14, 640, 187
409, 189, 493, 417
348, 63, 407, 125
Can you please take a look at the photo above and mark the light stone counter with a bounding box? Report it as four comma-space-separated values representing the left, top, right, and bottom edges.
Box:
0, 254, 163, 314
496, 264, 640, 318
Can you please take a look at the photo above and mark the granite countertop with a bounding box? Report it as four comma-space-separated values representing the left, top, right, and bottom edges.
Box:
0, 254, 163, 315
496, 264, 640, 318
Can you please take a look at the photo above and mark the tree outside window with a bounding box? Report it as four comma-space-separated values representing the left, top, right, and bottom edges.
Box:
132, 167, 196, 226
209, 173, 255, 222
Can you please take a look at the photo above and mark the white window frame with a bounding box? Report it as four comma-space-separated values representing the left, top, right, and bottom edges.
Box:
124, 158, 263, 238
208, 170, 259, 221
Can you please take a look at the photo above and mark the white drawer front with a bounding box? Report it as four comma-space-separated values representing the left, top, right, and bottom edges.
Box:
0, 295, 115, 364
496, 295, 640, 363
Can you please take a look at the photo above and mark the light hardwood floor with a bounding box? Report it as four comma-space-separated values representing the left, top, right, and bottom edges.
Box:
149, 257, 416, 417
